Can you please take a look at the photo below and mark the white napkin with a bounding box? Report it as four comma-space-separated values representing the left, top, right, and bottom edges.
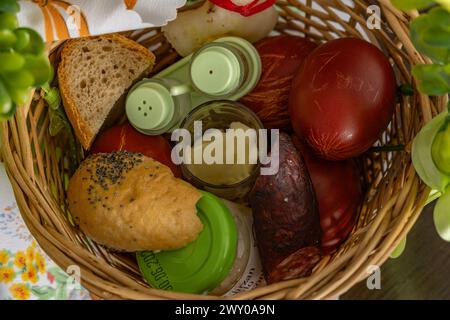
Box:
17, 0, 186, 42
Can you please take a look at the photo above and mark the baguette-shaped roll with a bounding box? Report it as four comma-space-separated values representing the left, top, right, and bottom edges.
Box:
68, 151, 203, 252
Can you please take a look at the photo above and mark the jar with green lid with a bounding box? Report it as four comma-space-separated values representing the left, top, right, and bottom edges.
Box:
136, 192, 264, 295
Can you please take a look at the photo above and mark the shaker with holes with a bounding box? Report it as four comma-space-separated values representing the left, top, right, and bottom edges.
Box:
125, 36, 261, 136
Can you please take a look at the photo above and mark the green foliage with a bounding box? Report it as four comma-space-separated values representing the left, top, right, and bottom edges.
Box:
42, 84, 80, 173
408, 7, 450, 96
0, 1, 52, 120
412, 64, 450, 95
391, 0, 435, 10
399, 0, 450, 241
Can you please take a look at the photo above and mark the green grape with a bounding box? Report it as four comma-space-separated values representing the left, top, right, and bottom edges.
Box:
13, 29, 31, 51
14, 28, 45, 55
0, 29, 17, 50
434, 188, 450, 242
432, 119, 450, 175
0, 51, 25, 72
0, 102, 16, 120
7, 86, 30, 106
0, 78, 13, 114
0, 12, 19, 30
0, 0, 20, 14
24, 54, 52, 86
3, 69, 34, 89
412, 112, 450, 193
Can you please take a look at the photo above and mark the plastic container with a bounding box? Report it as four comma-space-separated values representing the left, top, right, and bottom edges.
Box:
125, 78, 191, 135
126, 37, 261, 135
136, 192, 263, 295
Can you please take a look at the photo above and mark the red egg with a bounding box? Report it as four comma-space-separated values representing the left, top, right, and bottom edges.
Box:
289, 38, 396, 160
240, 35, 317, 129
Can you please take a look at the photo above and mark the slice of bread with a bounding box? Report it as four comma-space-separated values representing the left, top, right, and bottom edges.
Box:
58, 34, 155, 149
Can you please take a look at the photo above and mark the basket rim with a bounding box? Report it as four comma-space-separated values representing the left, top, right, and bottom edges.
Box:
1, 0, 448, 300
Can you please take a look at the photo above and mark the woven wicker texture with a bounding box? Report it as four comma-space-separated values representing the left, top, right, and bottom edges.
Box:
1, 0, 448, 299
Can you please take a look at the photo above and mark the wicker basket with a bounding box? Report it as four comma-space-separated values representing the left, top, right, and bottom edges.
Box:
1, 0, 448, 300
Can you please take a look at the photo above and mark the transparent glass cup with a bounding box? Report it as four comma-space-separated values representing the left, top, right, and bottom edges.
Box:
179, 100, 264, 200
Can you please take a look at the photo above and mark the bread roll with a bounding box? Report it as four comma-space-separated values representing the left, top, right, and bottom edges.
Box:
67, 151, 203, 251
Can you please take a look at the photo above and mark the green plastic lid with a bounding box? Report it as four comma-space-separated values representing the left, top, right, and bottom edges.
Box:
136, 192, 238, 294
126, 82, 175, 134
190, 45, 241, 97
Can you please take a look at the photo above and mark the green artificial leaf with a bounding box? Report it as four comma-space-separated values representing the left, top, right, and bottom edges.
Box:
391, 0, 435, 10
412, 64, 450, 95
431, 117, 450, 174
31, 286, 56, 300
41, 84, 79, 172
390, 237, 407, 259
48, 108, 66, 136
436, 0, 450, 11
427, 189, 443, 205
428, 5, 450, 21
412, 112, 450, 192
423, 26, 450, 48
434, 188, 450, 241
43, 86, 61, 111
0, 0, 20, 14
419, 9, 450, 49
410, 9, 450, 64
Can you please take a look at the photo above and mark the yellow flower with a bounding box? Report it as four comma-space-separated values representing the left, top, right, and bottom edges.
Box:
0, 250, 9, 265
0, 267, 15, 283
9, 283, 30, 300
21, 264, 38, 284
26, 245, 35, 264
35, 252, 46, 274
14, 251, 26, 269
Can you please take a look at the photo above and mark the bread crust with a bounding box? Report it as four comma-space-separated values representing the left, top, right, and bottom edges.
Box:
58, 33, 156, 149
67, 152, 203, 252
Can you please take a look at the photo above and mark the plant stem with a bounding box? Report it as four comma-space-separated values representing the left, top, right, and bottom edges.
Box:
369, 145, 405, 153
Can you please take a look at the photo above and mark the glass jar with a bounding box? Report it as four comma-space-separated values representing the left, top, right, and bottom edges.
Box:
212, 199, 265, 296
136, 192, 264, 295
179, 100, 264, 200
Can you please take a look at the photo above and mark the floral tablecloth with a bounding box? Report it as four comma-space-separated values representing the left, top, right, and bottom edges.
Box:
0, 163, 90, 300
